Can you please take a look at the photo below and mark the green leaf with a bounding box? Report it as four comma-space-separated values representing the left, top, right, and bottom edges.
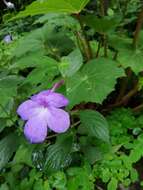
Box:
33, 179, 44, 190
119, 48, 143, 74
0, 75, 23, 88
66, 58, 124, 107
107, 178, 118, 190
79, 110, 110, 142
82, 16, 119, 34
11, 52, 58, 70
13, 29, 46, 58
0, 89, 16, 118
0, 133, 20, 169
13, 144, 34, 166
0, 183, 9, 190
83, 146, 103, 164
13, 24, 74, 58
49, 171, 67, 189
24, 62, 59, 85
130, 168, 138, 182
15, 0, 90, 18
35, 13, 79, 31
67, 166, 94, 190
44, 133, 73, 171
0, 119, 7, 132
59, 48, 83, 77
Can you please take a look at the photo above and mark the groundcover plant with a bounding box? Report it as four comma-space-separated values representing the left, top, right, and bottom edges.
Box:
0, 0, 143, 189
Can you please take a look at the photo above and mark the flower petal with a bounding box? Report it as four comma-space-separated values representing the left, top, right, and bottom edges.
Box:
17, 100, 40, 121
47, 107, 70, 133
31, 90, 69, 108
47, 92, 69, 108
24, 114, 48, 143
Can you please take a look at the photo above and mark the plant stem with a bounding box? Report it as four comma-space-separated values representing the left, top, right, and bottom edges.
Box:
100, 0, 105, 17
133, 103, 143, 112
51, 80, 64, 92
133, 6, 143, 48
71, 121, 80, 128
100, 0, 108, 57
75, 14, 93, 61
96, 41, 101, 58
115, 69, 132, 103
96, 185, 104, 190
103, 35, 108, 57
100, 0, 109, 16
108, 82, 139, 109
113, 51, 118, 60
118, 83, 138, 105
74, 31, 84, 56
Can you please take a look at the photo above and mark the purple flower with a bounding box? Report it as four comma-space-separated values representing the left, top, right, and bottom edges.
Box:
3, 35, 12, 43
17, 89, 70, 144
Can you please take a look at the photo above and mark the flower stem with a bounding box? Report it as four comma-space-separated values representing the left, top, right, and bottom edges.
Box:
75, 14, 93, 61
51, 80, 65, 92
133, 6, 143, 48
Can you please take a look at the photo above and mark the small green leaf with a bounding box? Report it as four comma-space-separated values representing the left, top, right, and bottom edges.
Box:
79, 110, 110, 142
107, 178, 118, 190
130, 168, 138, 182
82, 16, 119, 34
83, 146, 103, 164
59, 48, 83, 77
119, 48, 143, 74
13, 145, 34, 166
49, 171, 67, 189
33, 179, 44, 190
67, 166, 94, 190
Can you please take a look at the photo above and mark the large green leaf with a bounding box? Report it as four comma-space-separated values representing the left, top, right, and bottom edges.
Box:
0, 133, 20, 169
59, 48, 83, 77
15, 0, 90, 18
13, 29, 46, 58
13, 24, 74, 58
66, 58, 124, 107
35, 13, 79, 31
79, 110, 110, 142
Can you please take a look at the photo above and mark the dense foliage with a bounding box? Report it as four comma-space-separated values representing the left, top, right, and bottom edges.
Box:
0, 0, 143, 189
